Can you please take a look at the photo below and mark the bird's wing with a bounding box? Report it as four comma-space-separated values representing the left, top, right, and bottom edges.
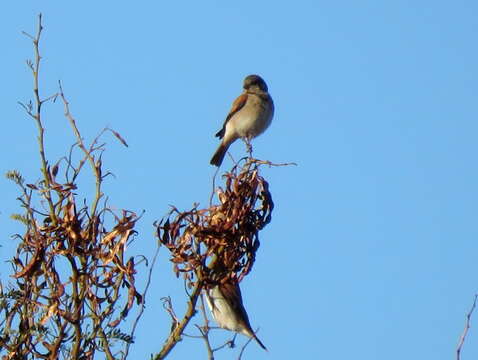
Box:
219, 281, 252, 326
215, 93, 249, 138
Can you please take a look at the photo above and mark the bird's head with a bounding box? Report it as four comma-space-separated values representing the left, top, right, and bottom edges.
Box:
243, 74, 268, 92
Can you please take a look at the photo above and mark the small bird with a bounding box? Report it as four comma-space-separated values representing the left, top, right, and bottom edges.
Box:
205, 280, 267, 350
210, 74, 274, 166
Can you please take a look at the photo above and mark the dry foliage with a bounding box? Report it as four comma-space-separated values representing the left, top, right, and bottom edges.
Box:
154, 159, 274, 358
158, 160, 273, 289
3, 171, 141, 360
0, 15, 144, 360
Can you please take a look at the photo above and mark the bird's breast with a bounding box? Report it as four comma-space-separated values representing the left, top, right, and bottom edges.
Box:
227, 94, 273, 139
206, 287, 244, 332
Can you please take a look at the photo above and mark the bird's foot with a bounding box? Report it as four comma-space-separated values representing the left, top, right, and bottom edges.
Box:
245, 138, 253, 158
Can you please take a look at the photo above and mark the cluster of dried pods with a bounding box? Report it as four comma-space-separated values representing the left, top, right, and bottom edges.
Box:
157, 159, 274, 292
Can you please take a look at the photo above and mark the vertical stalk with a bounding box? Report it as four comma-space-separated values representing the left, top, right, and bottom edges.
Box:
28, 14, 57, 225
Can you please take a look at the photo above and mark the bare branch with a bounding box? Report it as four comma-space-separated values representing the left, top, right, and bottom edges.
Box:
122, 245, 161, 360
21, 13, 57, 225
457, 294, 478, 360
197, 295, 214, 359
154, 280, 204, 359
58, 81, 103, 217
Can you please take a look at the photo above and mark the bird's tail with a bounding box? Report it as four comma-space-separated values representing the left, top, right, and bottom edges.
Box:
253, 334, 267, 351
210, 143, 229, 166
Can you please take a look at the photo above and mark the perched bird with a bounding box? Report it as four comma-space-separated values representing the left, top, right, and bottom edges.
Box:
210, 74, 274, 166
205, 280, 267, 350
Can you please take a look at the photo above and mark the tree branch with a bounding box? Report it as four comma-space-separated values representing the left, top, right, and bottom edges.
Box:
456, 293, 478, 360
154, 280, 204, 359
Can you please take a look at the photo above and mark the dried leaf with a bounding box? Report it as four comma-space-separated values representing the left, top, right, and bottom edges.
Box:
51, 162, 59, 178
108, 127, 129, 147
12, 245, 44, 278
40, 302, 58, 325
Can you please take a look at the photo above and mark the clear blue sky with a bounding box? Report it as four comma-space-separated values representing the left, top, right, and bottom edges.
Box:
2, 1, 478, 359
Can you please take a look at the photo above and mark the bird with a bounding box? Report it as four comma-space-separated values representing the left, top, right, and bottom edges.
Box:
205, 280, 267, 350
210, 74, 274, 166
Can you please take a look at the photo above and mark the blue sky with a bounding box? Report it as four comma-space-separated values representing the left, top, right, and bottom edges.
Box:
1, 1, 478, 359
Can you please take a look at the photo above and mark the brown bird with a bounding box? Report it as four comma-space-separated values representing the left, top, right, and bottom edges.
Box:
205, 280, 267, 350
210, 74, 274, 166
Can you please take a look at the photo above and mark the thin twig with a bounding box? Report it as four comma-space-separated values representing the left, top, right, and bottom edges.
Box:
195, 324, 214, 360
212, 338, 235, 352
197, 294, 214, 359
123, 244, 161, 359
457, 294, 478, 360
58, 81, 103, 217
22, 13, 58, 225
209, 166, 220, 206
237, 336, 253, 360
242, 158, 298, 168
154, 280, 204, 359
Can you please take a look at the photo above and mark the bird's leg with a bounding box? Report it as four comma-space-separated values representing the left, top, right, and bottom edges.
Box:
230, 333, 238, 348
244, 137, 253, 158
